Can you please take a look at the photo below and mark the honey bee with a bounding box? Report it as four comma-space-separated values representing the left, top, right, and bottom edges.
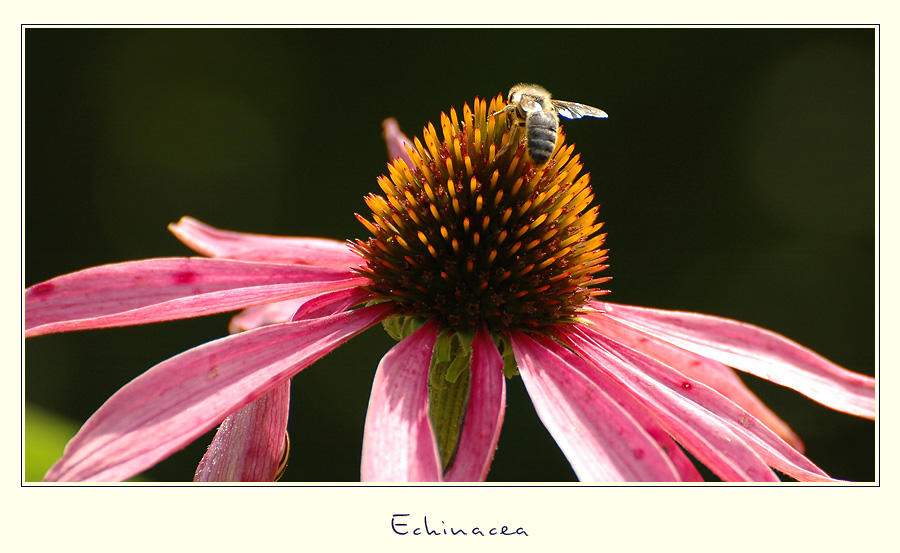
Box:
492, 83, 608, 167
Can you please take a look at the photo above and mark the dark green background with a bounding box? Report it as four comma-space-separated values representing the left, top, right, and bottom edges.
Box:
25, 28, 876, 482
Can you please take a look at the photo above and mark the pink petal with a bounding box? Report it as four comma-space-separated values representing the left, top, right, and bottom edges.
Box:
595, 302, 876, 419
511, 330, 684, 482
563, 326, 782, 482
26, 256, 367, 337
587, 313, 804, 452
43, 302, 393, 482
599, 389, 705, 482
382, 118, 414, 165
229, 298, 311, 333
573, 326, 834, 482
544, 329, 703, 482
444, 325, 506, 482
169, 216, 361, 268
361, 318, 442, 482
291, 286, 373, 321
229, 286, 372, 332
194, 380, 291, 482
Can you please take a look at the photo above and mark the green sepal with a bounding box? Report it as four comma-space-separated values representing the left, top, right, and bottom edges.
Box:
433, 329, 453, 363
444, 328, 474, 383
429, 329, 474, 471
493, 333, 520, 379
381, 314, 426, 342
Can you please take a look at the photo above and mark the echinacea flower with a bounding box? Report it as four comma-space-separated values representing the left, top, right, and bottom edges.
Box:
25, 92, 875, 483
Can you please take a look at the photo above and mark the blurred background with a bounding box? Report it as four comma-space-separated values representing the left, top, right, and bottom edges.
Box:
24, 28, 875, 482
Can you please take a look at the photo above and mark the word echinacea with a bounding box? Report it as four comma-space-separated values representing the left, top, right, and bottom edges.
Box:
25, 91, 875, 482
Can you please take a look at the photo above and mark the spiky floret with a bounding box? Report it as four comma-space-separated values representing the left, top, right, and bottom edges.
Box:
351, 94, 610, 332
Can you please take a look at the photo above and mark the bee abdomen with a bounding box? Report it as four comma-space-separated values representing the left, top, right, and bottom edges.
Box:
527, 125, 558, 165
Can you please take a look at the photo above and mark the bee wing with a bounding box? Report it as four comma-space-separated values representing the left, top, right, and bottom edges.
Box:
552, 99, 608, 120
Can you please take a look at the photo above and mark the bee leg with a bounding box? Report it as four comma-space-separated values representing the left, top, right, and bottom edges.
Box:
490, 104, 516, 119
496, 119, 525, 157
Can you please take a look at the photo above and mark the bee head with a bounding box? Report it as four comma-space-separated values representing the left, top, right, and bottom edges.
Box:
508, 83, 551, 104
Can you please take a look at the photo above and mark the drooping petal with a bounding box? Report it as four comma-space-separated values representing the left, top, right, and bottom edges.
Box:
194, 380, 291, 482
511, 330, 684, 482
229, 298, 311, 333
361, 318, 442, 482
25, 256, 368, 337
544, 328, 703, 482
43, 302, 394, 482
595, 302, 876, 419
594, 385, 705, 482
382, 118, 414, 166
291, 286, 374, 321
444, 324, 506, 482
587, 313, 804, 452
229, 284, 373, 332
570, 326, 835, 482
169, 216, 361, 268
563, 326, 782, 482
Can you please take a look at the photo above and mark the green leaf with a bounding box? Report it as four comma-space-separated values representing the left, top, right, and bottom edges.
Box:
23, 403, 79, 482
